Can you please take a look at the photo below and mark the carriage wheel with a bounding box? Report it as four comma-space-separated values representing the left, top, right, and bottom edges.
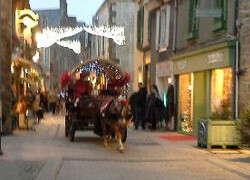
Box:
70, 122, 75, 142
65, 116, 69, 137
122, 128, 127, 143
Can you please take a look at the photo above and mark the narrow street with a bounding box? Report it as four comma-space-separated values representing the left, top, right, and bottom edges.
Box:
0, 113, 250, 180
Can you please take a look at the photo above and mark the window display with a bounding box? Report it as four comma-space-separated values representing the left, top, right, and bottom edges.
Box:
179, 73, 194, 132
211, 68, 232, 114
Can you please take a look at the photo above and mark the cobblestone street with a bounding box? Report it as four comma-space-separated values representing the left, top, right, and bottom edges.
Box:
0, 113, 250, 180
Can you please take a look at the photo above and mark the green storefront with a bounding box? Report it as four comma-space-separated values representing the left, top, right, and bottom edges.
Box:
171, 41, 235, 136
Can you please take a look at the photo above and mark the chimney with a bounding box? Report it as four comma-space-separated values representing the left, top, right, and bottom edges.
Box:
60, 0, 67, 16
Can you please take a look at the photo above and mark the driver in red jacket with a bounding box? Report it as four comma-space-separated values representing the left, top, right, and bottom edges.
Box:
74, 72, 92, 106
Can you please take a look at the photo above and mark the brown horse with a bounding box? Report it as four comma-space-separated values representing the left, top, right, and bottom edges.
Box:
70, 95, 132, 152
100, 96, 132, 152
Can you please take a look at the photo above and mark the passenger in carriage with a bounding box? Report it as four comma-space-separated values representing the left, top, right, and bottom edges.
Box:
75, 72, 92, 97
74, 71, 92, 107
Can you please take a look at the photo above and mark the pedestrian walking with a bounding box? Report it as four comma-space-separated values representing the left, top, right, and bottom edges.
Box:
48, 89, 57, 114
129, 92, 137, 123
145, 84, 165, 130
134, 83, 147, 130
33, 93, 43, 123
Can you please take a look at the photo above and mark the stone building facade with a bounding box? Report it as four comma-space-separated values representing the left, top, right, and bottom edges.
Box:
135, 0, 176, 130
238, 0, 250, 115
36, 0, 81, 90
91, 0, 137, 92
172, 0, 237, 136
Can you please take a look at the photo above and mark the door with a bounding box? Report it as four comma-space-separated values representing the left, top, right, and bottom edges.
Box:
193, 71, 207, 136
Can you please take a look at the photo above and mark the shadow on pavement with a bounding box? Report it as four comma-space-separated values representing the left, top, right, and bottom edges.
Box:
229, 157, 250, 164
72, 136, 102, 144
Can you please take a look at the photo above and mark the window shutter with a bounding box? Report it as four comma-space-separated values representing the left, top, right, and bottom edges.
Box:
165, 5, 171, 49
187, 0, 199, 40
148, 11, 152, 43
213, 0, 227, 32
137, 10, 141, 46
159, 8, 166, 51
155, 10, 160, 50
137, 7, 144, 47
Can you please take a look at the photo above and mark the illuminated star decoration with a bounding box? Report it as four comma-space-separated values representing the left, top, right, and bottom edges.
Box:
36, 25, 126, 54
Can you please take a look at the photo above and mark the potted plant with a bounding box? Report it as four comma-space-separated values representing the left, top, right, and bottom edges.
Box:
198, 100, 241, 149
235, 109, 250, 147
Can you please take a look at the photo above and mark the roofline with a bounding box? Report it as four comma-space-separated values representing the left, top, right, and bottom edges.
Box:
34, 8, 60, 13
94, 0, 109, 17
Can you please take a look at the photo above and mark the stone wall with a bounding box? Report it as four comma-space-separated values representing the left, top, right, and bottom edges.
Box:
1, 0, 13, 134
238, 0, 250, 115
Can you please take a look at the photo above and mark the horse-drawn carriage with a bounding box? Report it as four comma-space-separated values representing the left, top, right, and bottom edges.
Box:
62, 59, 132, 152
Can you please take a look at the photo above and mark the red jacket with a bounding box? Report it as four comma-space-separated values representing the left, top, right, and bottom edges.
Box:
75, 79, 92, 98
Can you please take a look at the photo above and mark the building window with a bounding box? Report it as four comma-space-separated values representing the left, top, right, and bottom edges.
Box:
137, 7, 144, 48
84, 33, 88, 48
211, 67, 232, 115
213, 0, 227, 32
155, 4, 171, 52
148, 11, 152, 43
187, 0, 199, 40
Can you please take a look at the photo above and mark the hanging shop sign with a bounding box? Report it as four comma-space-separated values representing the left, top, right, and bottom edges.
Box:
195, 9, 222, 18
156, 61, 173, 77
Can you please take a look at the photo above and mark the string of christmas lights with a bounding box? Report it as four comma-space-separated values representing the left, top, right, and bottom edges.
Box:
83, 25, 125, 46
56, 40, 81, 54
36, 25, 126, 53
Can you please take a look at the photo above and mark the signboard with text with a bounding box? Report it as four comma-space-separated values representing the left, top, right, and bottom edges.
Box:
156, 61, 173, 77
196, 9, 222, 18
207, 51, 224, 64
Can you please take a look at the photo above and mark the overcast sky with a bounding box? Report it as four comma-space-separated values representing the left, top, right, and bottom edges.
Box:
30, 0, 104, 25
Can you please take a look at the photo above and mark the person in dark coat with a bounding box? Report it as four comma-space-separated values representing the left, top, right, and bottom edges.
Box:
134, 83, 147, 130
129, 92, 137, 123
146, 84, 165, 130
166, 81, 175, 130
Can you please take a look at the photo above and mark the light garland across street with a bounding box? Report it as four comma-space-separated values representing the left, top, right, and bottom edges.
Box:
36, 25, 125, 54
56, 40, 81, 54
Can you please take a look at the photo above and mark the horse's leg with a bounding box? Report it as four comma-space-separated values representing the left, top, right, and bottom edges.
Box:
107, 127, 113, 144
114, 126, 124, 152
101, 119, 108, 147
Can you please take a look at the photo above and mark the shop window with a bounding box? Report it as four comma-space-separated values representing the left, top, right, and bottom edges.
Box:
179, 73, 194, 133
187, 0, 199, 40
137, 7, 144, 48
213, 0, 227, 32
211, 68, 232, 115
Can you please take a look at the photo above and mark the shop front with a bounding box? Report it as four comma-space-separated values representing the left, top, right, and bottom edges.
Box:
172, 41, 235, 136
12, 58, 45, 99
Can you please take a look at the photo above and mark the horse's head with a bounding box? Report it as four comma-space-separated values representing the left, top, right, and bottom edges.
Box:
112, 98, 133, 127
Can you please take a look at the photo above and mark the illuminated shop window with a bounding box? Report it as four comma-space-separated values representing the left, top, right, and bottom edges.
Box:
211, 67, 232, 114
179, 73, 194, 133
